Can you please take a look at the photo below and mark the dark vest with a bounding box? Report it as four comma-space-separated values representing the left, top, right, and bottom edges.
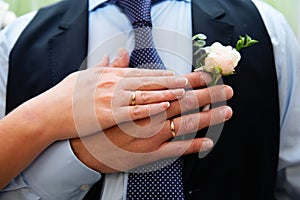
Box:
7, 0, 280, 199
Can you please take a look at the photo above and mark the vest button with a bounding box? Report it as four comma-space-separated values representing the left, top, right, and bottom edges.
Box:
80, 184, 90, 191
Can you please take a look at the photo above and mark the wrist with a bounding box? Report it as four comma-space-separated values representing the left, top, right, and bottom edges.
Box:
70, 138, 115, 173
21, 98, 58, 144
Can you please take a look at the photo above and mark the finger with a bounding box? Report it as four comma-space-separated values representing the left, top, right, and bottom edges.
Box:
110, 48, 130, 68
111, 87, 232, 140
184, 71, 212, 89
122, 89, 185, 106
160, 106, 232, 141
121, 105, 232, 141
122, 76, 188, 91
156, 138, 214, 159
166, 85, 234, 119
116, 102, 171, 123
115, 68, 175, 78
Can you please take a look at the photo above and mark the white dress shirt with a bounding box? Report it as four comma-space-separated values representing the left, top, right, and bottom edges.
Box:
0, 0, 299, 199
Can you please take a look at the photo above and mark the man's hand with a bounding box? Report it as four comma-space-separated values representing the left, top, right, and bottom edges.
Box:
71, 71, 233, 173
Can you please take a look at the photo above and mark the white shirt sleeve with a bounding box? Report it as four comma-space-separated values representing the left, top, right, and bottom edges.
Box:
0, 12, 101, 200
253, 1, 300, 199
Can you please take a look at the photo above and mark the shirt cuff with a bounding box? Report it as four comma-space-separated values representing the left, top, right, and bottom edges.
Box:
22, 140, 101, 200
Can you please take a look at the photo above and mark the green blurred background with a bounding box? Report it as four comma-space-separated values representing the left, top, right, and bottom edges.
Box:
4, 0, 300, 42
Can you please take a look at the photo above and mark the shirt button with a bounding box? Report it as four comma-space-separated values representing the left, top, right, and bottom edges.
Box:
80, 184, 90, 191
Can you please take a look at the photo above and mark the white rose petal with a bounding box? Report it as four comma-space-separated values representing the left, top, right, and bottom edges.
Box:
3, 11, 16, 26
204, 42, 241, 75
0, 1, 16, 29
0, 1, 9, 11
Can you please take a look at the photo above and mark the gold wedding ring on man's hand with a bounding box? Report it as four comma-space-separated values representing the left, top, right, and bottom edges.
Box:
130, 91, 136, 106
170, 119, 177, 137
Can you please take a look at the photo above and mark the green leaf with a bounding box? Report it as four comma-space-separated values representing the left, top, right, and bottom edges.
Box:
194, 40, 206, 47
192, 33, 207, 41
235, 34, 259, 51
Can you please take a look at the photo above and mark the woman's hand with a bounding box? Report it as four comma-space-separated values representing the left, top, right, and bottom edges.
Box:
26, 53, 188, 141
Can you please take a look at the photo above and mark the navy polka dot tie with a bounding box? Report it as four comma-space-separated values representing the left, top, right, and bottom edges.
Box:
114, 0, 165, 69
113, 0, 184, 199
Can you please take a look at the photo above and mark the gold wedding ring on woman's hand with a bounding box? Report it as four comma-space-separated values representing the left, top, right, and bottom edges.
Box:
128, 88, 186, 107
130, 91, 136, 106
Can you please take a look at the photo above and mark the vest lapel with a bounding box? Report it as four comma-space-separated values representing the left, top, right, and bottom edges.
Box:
48, 0, 89, 85
183, 0, 234, 187
192, 0, 234, 45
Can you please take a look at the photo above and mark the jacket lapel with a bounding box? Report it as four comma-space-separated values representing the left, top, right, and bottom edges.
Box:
183, 0, 234, 187
48, 0, 89, 85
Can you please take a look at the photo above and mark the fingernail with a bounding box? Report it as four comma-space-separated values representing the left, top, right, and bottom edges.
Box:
172, 89, 185, 98
225, 106, 233, 119
220, 106, 232, 120
166, 102, 171, 108
161, 102, 171, 109
176, 78, 188, 86
201, 138, 214, 151
224, 85, 234, 98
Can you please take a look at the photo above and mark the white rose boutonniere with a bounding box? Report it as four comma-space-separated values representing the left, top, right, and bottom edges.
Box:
193, 34, 258, 110
0, 0, 16, 29
193, 34, 258, 85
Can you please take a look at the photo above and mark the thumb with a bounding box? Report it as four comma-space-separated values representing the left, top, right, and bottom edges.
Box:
110, 48, 129, 68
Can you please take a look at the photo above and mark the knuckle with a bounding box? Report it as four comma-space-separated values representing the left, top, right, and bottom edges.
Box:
97, 93, 113, 102
165, 90, 174, 98
140, 78, 152, 89
207, 87, 221, 102
199, 112, 210, 128
182, 93, 197, 110
131, 106, 142, 118
174, 145, 185, 155
98, 77, 117, 88
132, 70, 142, 77
183, 116, 197, 132
164, 77, 173, 86
140, 91, 151, 103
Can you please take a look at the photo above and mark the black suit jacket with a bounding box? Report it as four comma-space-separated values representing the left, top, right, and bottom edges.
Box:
7, 0, 280, 199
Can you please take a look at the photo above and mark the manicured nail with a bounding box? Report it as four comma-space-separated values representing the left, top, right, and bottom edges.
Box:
176, 78, 188, 86
172, 89, 185, 98
166, 102, 171, 108
161, 102, 171, 109
201, 138, 214, 151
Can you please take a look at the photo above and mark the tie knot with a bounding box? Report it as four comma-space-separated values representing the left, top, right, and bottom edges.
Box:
114, 0, 152, 28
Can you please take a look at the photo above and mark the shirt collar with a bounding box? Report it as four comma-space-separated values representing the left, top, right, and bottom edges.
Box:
89, 0, 191, 12
89, 0, 108, 11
